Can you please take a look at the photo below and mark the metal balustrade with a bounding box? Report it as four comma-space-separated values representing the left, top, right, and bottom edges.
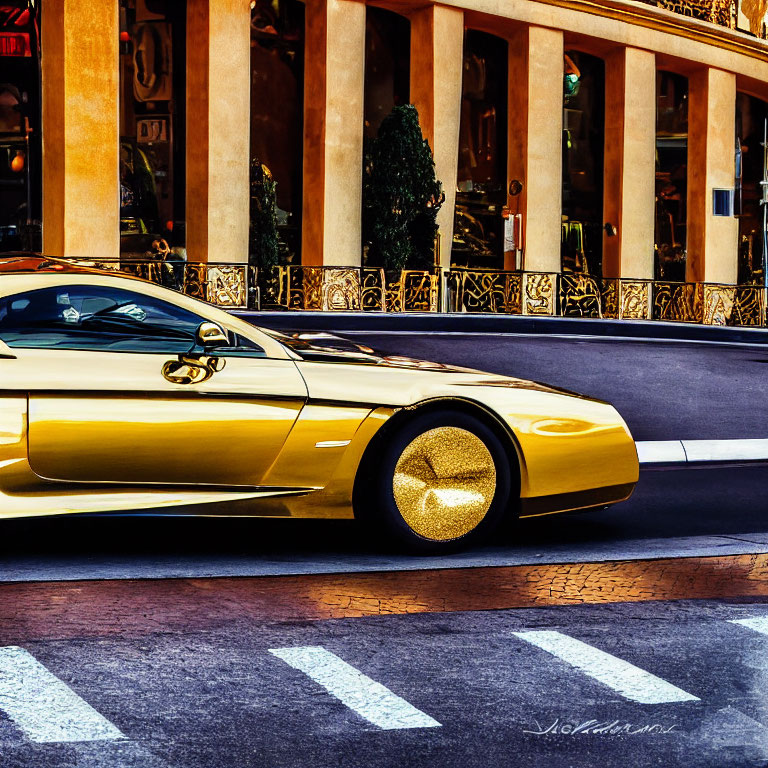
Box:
39, 259, 768, 327
64, 258, 258, 310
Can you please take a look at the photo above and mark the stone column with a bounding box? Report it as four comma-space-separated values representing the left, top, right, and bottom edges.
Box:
410, 5, 464, 269
41, 0, 120, 259
302, 0, 366, 266
687, 67, 738, 284
186, 0, 251, 264
602, 47, 656, 280
507, 26, 563, 273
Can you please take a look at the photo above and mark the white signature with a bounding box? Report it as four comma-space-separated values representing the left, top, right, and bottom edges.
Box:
524, 717, 678, 736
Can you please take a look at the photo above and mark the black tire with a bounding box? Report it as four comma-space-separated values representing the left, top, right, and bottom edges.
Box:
358, 409, 514, 554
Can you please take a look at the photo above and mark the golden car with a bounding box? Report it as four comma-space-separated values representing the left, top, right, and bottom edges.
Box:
0, 256, 639, 552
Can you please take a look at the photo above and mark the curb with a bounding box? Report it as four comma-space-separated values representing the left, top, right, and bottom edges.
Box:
233, 310, 768, 344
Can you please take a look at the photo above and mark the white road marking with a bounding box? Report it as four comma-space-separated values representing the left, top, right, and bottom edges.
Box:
0, 646, 125, 743
729, 616, 768, 635
269, 646, 441, 730
513, 631, 700, 704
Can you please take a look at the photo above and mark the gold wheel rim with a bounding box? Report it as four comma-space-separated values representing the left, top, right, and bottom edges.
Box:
392, 426, 497, 542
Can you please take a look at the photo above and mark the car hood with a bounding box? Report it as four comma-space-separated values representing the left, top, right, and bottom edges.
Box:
258, 326, 476, 369
257, 326, 606, 404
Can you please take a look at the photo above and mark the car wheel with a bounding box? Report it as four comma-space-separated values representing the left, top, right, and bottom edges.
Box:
364, 410, 513, 553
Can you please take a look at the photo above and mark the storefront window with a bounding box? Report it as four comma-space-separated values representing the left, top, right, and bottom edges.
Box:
250, 0, 304, 264
736, 92, 768, 285
655, 71, 688, 281
452, 31, 508, 269
119, 0, 187, 259
363, 7, 409, 140
0, 0, 41, 253
561, 50, 604, 276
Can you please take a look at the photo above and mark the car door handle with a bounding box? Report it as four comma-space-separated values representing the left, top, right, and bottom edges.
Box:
161, 355, 225, 385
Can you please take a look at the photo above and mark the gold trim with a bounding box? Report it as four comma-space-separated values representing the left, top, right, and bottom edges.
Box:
529, 0, 768, 63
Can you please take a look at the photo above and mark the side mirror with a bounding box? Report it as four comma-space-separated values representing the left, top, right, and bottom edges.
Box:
197, 321, 228, 350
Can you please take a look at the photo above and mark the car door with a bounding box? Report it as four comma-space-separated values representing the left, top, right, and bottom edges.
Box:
0, 280, 308, 488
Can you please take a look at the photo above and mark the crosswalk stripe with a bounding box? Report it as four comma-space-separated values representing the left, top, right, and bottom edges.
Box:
729, 616, 768, 635
513, 630, 700, 704
0, 646, 125, 743
269, 646, 441, 730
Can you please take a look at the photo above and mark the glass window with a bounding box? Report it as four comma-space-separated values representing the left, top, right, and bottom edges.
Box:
0, 0, 42, 254
119, 0, 187, 259
364, 7, 410, 140
561, 51, 605, 277
453, 30, 508, 269
655, 71, 688, 282
250, 0, 305, 265
0, 285, 206, 353
736, 92, 768, 286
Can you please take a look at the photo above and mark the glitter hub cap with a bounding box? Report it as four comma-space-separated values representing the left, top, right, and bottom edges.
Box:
392, 426, 497, 541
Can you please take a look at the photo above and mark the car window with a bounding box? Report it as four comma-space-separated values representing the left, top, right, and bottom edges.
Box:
0, 284, 261, 355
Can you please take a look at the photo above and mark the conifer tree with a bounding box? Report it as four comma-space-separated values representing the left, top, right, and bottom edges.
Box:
363, 105, 443, 270
248, 158, 279, 271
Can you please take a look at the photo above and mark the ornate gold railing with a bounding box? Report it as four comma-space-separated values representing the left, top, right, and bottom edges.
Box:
274, 265, 442, 312
447, 269, 559, 316
650, 281, 767, 325
602, 279, 654, 320
51, 259, 768, 327
66, 258, 258, 309
637, 0, 735, 29
447, 269, 766, 327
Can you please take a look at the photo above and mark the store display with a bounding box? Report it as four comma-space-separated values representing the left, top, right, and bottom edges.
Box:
132, 22, 172, 102
655, 71, 689, 281
736, 94, 768, 286
364, 7, 410, 139
250, 0, 304, 265
119, 0, 184, 256
563, 53, 581, 101
561, 51, 604, 277
0, 0, 40, 254
453, 31, 508, 269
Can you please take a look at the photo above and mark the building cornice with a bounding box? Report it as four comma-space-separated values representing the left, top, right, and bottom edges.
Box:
543, 0, 768, 62
382, 0, 768, 68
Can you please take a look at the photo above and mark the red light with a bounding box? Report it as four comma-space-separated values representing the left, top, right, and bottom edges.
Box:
119, 30, 130, 43
0, 32, 30, 56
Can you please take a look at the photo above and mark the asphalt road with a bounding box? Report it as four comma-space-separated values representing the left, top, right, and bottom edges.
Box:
4, 597, 768, 768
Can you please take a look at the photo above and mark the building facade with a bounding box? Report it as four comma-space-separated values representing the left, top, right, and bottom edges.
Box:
2, 0, 768, 317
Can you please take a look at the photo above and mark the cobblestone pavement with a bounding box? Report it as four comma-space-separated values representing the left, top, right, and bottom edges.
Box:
5, 554, 768, 645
